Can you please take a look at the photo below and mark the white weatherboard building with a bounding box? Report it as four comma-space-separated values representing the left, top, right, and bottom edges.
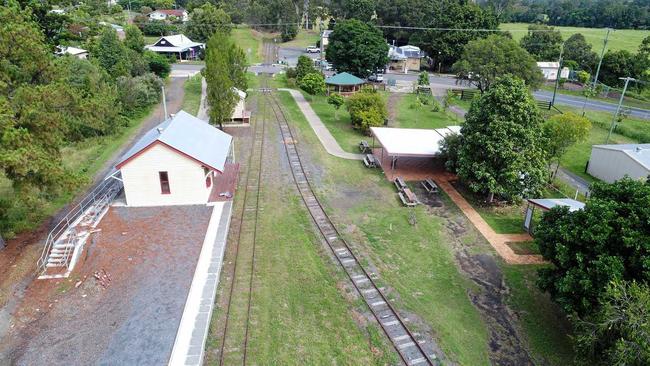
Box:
113, 111, 232, 206
537, 62, 570, 81
587, 144, 650, 183
145, 34, 204, 60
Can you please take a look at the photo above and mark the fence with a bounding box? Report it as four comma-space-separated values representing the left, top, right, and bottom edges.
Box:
451, 89, 553, 110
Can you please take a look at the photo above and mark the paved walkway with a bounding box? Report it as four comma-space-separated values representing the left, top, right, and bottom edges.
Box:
279, 88, 364, 160
168, 201, 234, 366
197, 77, 208, 121
432, 174, 546, 265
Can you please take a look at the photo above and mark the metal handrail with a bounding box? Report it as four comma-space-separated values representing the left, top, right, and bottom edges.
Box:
37, 178, 122, 274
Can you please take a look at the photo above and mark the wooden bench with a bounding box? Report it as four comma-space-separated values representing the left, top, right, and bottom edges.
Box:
359, 140, 371, 153
363, 154, 378, 168
394, 176, 407, 192
421, 179, 439, 194
399, 188, 418, 207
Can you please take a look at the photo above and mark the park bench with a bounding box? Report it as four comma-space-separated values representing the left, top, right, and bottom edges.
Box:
399, 188, 418, 207
359, 140, 371, 153
363, 154, 378, 168
394, 176, 407, 192
421, 179, 439, 194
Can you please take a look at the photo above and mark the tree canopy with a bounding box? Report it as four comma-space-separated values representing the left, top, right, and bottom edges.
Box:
325, 19, 388, 78
452, 34, 543, 92
456, 76, 548, 202
563, 33, 598, 73
346, 88, 387, 132
543, 112, 591, 177
536, 177, 650, 316
331, 0, 376, 22
185, 3, 231, 43
520, 24, 563, 61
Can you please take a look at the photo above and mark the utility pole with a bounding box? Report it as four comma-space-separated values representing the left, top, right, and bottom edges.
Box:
551, 42, 565, 106
606, 76, 633, 144
592, 28, 611, 89
161, 85, 168, 121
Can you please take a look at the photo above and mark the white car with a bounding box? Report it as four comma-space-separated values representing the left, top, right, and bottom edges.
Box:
368, 73, 384, 82
305, 46, 320, 53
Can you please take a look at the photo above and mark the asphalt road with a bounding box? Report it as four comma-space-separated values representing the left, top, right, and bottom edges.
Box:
171, 63, 650, 119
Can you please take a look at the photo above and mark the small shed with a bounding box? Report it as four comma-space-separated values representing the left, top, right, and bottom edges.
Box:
587, 144, 650, 183
112, 111, 233, 207
145, 34, 204, 60
524, 198, 585, 234
231, 88, 251, 123
325, 72, 365, 95
536, 62, 570, 81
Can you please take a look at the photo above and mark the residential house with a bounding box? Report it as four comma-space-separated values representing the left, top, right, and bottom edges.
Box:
148, 9, 189, 22
587, 144, 650, 183
537, 62, 570, 81
112, 111, 233, 207
388, 45, 425, 73
145, 34, 204, 60
55, 46, 89, 59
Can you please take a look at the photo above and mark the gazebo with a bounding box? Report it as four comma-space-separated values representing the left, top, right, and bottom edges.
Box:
325, 72, 365, 95
523, 198, 585, 234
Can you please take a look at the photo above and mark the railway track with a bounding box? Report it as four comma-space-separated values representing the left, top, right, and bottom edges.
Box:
218, 81, 267, 366
266, 91, 439, 366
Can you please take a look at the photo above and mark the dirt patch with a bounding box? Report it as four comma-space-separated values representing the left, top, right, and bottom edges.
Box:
2, 205, 212, 366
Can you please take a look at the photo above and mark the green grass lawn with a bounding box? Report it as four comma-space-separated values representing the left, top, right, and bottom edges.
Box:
303, 93, 367, 153
277, 90, 493, 365
394, 93, 463, 129
181, 74, 202, 116
232, 27, 264, 64
281, 29, 320, 48
501, 23, 649, 52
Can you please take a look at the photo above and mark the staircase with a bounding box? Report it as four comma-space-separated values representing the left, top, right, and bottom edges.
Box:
37, 178, 123, 278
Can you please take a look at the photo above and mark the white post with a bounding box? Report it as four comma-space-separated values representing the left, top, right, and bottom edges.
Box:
162, 85, 168, 120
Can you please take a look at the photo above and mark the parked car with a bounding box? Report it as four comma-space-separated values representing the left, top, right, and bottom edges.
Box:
368, 73, 384, 82
305, 46, 320, 53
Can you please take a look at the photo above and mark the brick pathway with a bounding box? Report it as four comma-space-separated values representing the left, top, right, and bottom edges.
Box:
433, 175, 546, 265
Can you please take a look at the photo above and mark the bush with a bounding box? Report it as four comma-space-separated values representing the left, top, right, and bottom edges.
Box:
117, 72, 163, 112
418, 71, 429, 85
298, 73, 325, 95
127, 48, 149, 76
142, 20, 175, 36
439, 133, 462, 173
577, 70, 590, 84
144, 50, 170, 78
281, 23, 298, 42
285, 67, 297, 79
346, 87, 387, 133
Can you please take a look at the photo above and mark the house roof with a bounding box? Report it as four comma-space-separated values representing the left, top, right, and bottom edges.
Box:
389, 45, 425, 61
536, 62, 560, 69
145, 34, 204, 53
151, 9, 186, 16
116, 110, 232, 172
593, 143, 650, 170
56, 46, 88, 56
527, 198, 585, 212
370, 126, 462, 157
325, 72, 365, 86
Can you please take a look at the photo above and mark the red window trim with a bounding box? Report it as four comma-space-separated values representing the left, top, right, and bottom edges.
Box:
159, 171, 171, 194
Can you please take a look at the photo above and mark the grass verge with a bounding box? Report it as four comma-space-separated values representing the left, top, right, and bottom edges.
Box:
181, 74, 202, 116
281, 29, 320, 48
232, 27, 264, 64
394, 93, 463, 129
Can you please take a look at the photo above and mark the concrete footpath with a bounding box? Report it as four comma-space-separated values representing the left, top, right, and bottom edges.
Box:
279, 88, 364, 160
168, 201, 233, 366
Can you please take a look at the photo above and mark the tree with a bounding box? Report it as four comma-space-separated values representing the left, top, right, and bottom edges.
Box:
376, 0, 498, 67
600, 50, 636, 88
325, 19, 388, 78
452, 34, 543, 92
331, 0, 376, 22
296, 55, 317, 82
574, 280, 650, 366
299, 73, 326, 95
543, 112, 591, 179
204, 31, 247, 128
94, 28, 131, 78
185, 3, 231, 43
563, 33, 598, 72
536, 177, 650, 316
417, 71, 429, 86
327, 93, 345, 119
144, 50, 170, 78
346, 88, 387, 132
520, 24, 563, 61
124, 24, 145, 53
281, 23, 298, 42
456, 76, 548, 202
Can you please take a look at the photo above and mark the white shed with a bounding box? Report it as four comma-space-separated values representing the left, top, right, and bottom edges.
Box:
113, 111, 232, 207
536, 62, 570, 81
231, 88, 250, 123
587, 144, 650, 183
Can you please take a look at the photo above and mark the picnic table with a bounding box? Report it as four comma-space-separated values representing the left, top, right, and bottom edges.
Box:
359, 140, 371, 153
399, 188, 418, 207
363, 154, 378, 168
394, 176, 407, 192
421, 179, 439, 194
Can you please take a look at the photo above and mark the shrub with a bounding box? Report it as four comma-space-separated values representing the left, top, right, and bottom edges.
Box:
418, 71, 429, 85
577, 70, 590, 84
299, 73, 325, 95
117, 72, 163, 112
285, 67, 297, 79
439, 133, 462, 173
142, 20, 175, 36
346, 87, 387, 133
144, 50, 170, 78
281, 23, 298, 42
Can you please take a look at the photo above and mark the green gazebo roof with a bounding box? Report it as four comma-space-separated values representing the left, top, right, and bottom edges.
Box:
325, 72, 365, 86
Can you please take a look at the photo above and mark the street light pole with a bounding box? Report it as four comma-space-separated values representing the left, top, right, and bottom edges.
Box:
592, 28, 611, 89
605, 76, 633, 144
551, 41, 565, 106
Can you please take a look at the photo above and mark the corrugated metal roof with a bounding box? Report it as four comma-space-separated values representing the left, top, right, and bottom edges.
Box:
325, 72, 364, 86
116, 110, 232, 172
593, 143, 650, 169
528, 198, 585, 212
